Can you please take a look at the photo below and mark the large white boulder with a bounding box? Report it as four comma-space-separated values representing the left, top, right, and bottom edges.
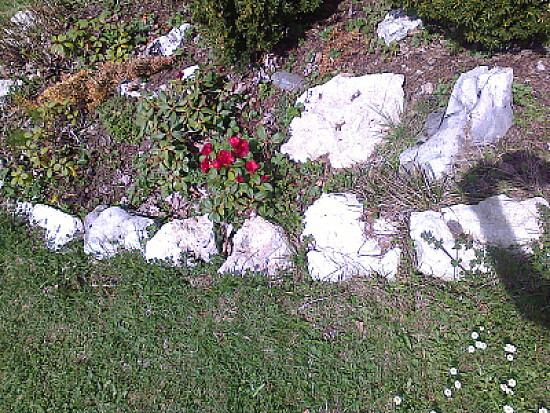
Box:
303, 193, 401, 282
29, 204, 84, 250
400, 66, 514, 180
281, 73, 405, 168
84, 206, 155, 259
144, 215, 218, 265
377, 10, 422, 45
410, 195, 549, 280
218, 216, 294, 276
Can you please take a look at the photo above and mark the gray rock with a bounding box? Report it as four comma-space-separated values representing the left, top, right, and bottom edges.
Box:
271, 71, 306, 91
84, 206, 155, 259
218, 216, 294, 276
281, 73, 405, 168
145, 24, 191, 57
144, 215, 218, 265
377, 10, 422, 45
400, 66, 514, 180
410, 195, 549, 280
10, 10, 35, 28
303, 193, 401, 282
30, 204, 84, 250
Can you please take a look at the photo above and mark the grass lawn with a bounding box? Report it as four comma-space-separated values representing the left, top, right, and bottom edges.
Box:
1, 211, 548, 412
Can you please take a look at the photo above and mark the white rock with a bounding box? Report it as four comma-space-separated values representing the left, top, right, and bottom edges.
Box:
10, 10, 35, 27
377, 10, 422, 45
410, 195, 549, 280
218, 216, 294, 276
144, 215, 217, 265
145, 24, 191, 57
30, 204, 84, 250
178, 65, 199, 80
84, 206, 155, 259
0, 80, 16, 98
303, 193, 401, 282
400, 66, 514, 180
281, 73, 405, 168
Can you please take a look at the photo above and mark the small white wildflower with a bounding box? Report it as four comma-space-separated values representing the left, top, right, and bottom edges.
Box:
505, 388, 515, 396
449, 367, 458, 375
443, 387, 452, 397
500, 383, 509, 392
479, 326, 485, 331
503, 405, 514, 413
504, 344, 517, 353
475, 341, 487, 349
506, 354, 514, 361
538, 407, 548, 413
471, 331, 479, 339
429, 411, 438, 413
454, 380, 462, 389
467, 345, 476, 353
393, 395, 402, 406
507, 378, 516, 388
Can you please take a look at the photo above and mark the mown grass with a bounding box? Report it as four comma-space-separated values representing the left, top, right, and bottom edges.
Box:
1, 211, 548, 412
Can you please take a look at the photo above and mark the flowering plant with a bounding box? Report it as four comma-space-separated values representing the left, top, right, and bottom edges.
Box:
199, 135, 273, 223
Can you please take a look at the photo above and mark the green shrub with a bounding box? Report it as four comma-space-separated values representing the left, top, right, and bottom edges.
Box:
190, 0, 322, 61
389, 0, 549, 50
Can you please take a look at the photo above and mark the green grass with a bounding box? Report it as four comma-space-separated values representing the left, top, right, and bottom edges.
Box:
1, 211, 548, 412
0, 0, 25, 18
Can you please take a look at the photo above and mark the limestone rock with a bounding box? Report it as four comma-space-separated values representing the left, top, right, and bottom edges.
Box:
377, 10, 422, 45
218, 216, 294, 276
303, 193, 401, 282
400, 66, 514, 180
144, 215, 218, 265
145, 24, 191, 57
84, 206, 155, 259
410, 195, 549, 280
271, 71, 306, 91
30, 204, 84, 250
281, 73, 405, 168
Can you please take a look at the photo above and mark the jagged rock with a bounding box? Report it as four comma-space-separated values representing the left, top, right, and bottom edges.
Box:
84, 206, 155, 259
400, 66, 514, 180
178, 65, 199, 80
410, 195, 549, 281
145, 24, 191, 57
271, 71, 306, 91
10, 10, 35, 28
218, 216, 294, 276
377, 10, 422, 45
144, 215, 217, 265
303, 193, 401, 282
29, 204, 84, 250
281, 73, 405, 168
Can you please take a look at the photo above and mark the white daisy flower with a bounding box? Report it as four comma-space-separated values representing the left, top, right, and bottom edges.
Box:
507, 378, 516, 388
479, 326, 485, 331
393, 395, 402, 406
454, 380, 462, 389
471, 331, 479, 339
505, 388, 515, 396
467, 345, 476, 353
503, 405, 514, 413
475, 341, 487, 349
449, 367, 458, 375
443, 388, 452, 397
504, 344, 517, 353
500, 383, 509, 392
538, 407, 548, 413
506, 354, 514, 361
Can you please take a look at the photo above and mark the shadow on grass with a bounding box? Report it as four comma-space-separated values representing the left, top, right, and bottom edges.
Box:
457, 150, 550, 328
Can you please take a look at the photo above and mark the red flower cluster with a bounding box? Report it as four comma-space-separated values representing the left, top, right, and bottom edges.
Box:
228, 136, 249, 158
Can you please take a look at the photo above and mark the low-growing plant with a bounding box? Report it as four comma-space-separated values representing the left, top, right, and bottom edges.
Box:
389, 0, 549, 50
190, 0, 322, 62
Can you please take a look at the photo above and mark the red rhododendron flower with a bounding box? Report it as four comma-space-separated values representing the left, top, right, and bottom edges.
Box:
261, 175, 269, 182
228, 136, 249, 158
216, 150, 235, 166
201, 143, 213, 156
212, 158, 221, 169
235, 175, 244, 183
245, 160, 259, 174
200, 158, 211, 173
